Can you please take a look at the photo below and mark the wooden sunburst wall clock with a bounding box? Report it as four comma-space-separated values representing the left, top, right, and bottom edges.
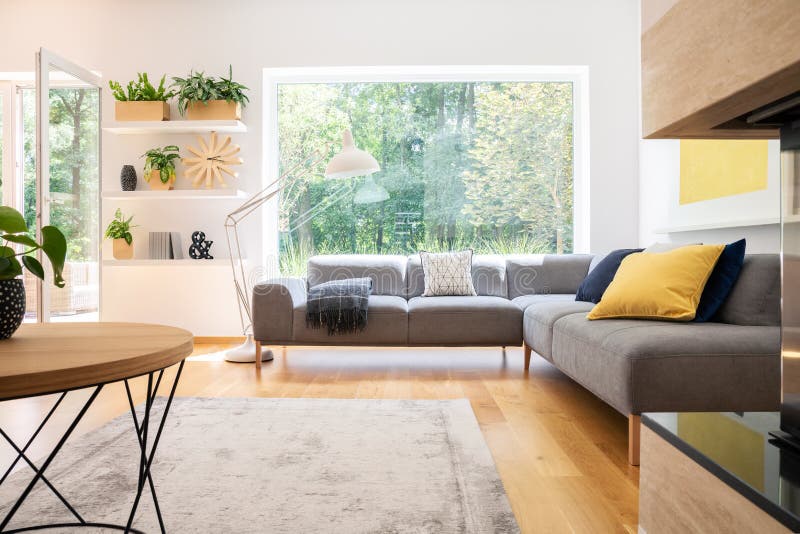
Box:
183, 131, 243, 189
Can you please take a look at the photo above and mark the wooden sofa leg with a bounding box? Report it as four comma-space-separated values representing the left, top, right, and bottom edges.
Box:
628, 414, 641, 466
255, 340, 262, 369
524, 343, 532, 370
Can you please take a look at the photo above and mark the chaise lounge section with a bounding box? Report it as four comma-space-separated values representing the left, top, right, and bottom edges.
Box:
521, 254, 781, 464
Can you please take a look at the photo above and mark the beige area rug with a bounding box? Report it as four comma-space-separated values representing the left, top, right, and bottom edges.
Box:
1, 398, 519, 533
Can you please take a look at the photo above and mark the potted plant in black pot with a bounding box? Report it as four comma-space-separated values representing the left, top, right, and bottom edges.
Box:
0, 206, 66, 338
172, 66, 249, 120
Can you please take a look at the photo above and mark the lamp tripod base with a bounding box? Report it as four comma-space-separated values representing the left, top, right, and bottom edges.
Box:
224, 334, 274, 363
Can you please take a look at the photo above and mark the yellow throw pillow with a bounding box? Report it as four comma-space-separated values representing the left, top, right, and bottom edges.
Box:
587, 244, 724, 321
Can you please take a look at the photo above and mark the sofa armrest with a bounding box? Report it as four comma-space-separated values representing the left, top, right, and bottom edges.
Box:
252, 277, 307, 342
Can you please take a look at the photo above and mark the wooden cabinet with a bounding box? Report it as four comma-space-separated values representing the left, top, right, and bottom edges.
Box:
639, 426, 790, 533
642, 0, 800, 139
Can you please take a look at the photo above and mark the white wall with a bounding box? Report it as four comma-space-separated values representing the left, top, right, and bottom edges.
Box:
0, 0, 641, 333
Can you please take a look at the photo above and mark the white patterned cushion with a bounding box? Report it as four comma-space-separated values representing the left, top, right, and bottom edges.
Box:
419, 250, 477, 297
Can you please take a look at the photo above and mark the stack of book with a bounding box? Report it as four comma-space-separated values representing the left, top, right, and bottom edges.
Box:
149, 232, 183, 260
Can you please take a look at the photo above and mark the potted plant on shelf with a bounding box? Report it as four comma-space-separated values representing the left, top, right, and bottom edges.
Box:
143, 145, 181, 190
109, 73, 174, 121
172, 66, 249, 120
0, 206, 66, 339
105, 208, 135, 260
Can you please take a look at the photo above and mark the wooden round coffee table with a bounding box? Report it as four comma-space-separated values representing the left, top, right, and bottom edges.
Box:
0, 322, 193, 533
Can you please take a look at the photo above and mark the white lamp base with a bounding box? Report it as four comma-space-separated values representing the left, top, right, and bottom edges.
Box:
224, 334, 274, 363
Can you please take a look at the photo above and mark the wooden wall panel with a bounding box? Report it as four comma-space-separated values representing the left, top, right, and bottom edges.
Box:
642, 0, 800, 139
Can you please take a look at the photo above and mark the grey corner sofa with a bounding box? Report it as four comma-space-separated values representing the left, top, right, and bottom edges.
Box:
252, 253, 781, 465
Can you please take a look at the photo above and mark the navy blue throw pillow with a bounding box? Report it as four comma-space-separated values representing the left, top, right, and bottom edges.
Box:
575, 248, 643, 304
694, 238, 746, 322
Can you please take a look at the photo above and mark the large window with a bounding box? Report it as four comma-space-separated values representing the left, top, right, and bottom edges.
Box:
274, 71, 581, 275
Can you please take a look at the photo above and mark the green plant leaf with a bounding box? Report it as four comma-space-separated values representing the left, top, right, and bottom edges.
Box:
124, 232, 133, 245
22, 255, 44, 280
0, 207, 28, 234
41, 226, 67, 288
2, 234, 39, 248
0, 254, 22, 280
105, 209, 134, 240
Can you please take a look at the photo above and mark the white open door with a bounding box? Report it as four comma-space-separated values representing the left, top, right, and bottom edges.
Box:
35, 48, 101, 322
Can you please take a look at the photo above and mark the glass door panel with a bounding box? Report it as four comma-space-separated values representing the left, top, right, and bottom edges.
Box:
0, 91, 3, 206
20, 87, 37, 321
36, 49, 101, 322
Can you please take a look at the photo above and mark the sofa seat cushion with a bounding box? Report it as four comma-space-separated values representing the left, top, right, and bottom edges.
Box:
293, 295, 408, 344
408, 296, 522, 345
550, 314, 780, 415
522, 301, 594, 361
512, 294, 577, 310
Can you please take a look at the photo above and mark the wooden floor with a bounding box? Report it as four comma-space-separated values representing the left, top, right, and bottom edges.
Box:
1, 344, 639, 533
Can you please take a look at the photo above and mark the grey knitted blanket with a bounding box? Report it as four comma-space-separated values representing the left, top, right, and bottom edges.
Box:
306, 277, 372, 335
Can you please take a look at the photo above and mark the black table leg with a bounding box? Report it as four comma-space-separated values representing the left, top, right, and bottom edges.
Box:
0, 359, 185, 533
123, 360, 184, 534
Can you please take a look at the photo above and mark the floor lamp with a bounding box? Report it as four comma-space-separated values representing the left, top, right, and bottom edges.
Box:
224, 130, 381, 362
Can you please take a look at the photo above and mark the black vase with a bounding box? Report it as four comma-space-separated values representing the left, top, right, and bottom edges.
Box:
0, 279, 25, 339
120, 165, 137, 191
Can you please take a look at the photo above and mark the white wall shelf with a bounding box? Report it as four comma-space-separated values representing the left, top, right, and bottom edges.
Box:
103, 120, 247, 135
103, 259, 239, 267
102, 189, 248, 200
653, 217, 780, 233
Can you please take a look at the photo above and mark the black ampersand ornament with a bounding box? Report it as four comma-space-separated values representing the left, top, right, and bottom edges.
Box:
189, 231, 214, 259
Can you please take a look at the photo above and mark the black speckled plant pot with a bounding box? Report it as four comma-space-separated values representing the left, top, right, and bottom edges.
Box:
120, 165, 137, 191
0, 279, 26, 339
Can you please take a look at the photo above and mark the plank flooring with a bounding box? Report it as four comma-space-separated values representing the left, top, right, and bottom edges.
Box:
0, 344, 639, 533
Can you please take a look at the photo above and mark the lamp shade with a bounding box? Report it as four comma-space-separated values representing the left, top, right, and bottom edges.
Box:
354, 175, 390, 204
325, 130, 380, 179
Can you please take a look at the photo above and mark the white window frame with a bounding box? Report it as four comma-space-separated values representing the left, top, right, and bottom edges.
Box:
0, 81, 21, 208
262, 65, 591, 270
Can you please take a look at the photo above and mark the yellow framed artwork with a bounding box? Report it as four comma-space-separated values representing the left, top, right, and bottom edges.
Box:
679, 140, 769, 205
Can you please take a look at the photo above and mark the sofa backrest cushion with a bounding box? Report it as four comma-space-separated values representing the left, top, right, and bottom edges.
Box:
714, 254, 780, 326
471, 255, 508, 298
406, 254, 508, 298
506, 254, 594, 299
588, 253, 606, 273
307, 255, 407, 297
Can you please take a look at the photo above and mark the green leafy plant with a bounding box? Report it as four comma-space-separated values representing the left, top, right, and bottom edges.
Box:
142, 145, 181, 183
104, 208, 135, 245
108, 73, 174, 102
0, 206, 67, 287
171, 65, 249, 115
216, 65, 249, 107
